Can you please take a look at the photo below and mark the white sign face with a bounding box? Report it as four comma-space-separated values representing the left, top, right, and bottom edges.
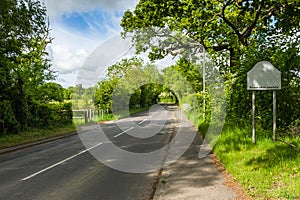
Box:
247, 61, 281, 90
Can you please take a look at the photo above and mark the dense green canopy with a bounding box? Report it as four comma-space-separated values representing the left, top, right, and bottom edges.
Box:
121, 0, 300, 131
0, 0, 72, 134
121, 0, 300, 71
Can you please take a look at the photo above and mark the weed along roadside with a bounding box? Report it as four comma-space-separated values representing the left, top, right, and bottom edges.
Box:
0, 106, 151, 152
191, 60, 299, 199
198, 124, 300, 199
183, 60, 299, 199
0, 125, 76, 151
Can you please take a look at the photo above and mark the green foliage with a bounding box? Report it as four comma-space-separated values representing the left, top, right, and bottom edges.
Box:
0, 124, 76, 149
121, 4, 300, 199
37, 82, 65, 102
70, 84, 85, 100
208, 124, 300, 199
99, 2, 300, 199
69, 84, 96, 110
172, 58, 203, 93
0, 0, 73, 135
121, 0, 300, 70
162, 59, 204, 124
121, 0, 300, 135
158, 88, 178, 104
28, 101, 72, 129
181, 93, 202, 127
0, 100, 21, 134
95, 78, 117, 112
227, 35, 300, 131
162, 64, 196, 101
95, 58, 164, 113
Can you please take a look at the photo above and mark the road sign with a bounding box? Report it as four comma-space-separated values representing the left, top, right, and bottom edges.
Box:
247, 61, 281, 143
247, 61, 281, 90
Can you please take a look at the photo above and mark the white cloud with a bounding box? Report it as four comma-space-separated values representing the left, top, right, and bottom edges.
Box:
42, 0, 139, 88
56, 73, 79, 88
76, 35, 133, 87
49, 44, 88, 74
43, 0, 138, 17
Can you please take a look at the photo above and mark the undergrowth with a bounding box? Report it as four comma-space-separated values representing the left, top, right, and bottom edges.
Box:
199, 124, 300, 199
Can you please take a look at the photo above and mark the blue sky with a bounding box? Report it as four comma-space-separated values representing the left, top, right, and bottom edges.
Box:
60, 9, 123, 37
43, 0, 138, 88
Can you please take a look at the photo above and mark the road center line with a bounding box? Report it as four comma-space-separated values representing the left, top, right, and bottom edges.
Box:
138, 119, 148, 125
114, 127, 134, 138
22, 142, 103, 181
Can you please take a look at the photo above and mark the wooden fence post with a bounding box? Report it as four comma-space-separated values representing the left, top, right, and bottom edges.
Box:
84, 111, 88, 124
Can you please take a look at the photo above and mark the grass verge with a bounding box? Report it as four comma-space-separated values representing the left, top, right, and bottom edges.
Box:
0, 124, 76, 149
0, 107, 152, 150
200, 124, 300, 199
73, 107, 152, 126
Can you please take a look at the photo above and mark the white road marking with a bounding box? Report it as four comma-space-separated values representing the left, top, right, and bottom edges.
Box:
138, 119, 148, 125
22, 118, 147, 181
22, 142, 103, 181
114, 127, 134, 138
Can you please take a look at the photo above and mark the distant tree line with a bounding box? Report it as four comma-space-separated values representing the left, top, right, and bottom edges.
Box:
94, 58, 164, 114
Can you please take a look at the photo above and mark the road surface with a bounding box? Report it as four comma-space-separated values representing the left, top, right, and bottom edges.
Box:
0, 105, 176, 199
0, 104, 235, 200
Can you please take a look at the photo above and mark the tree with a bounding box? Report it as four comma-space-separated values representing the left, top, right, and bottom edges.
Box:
95, 78, 117, 112
95, 58, 143, 112
121, 0, 300, 135
162, 60, 203, 122
162, 64, 195, 103
227, 33, 300, 130
121, 0, 300, 72
95, 58, 164, 113
0, 0, 54, 133
37, 82, 65, 102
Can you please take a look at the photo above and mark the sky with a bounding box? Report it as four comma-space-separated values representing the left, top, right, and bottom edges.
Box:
43, 0, 139, 88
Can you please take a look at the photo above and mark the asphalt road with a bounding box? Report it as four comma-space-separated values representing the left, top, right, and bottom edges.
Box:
0, 104, 188, 200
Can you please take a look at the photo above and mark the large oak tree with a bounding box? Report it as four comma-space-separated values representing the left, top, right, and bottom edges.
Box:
121, 0, 300, 72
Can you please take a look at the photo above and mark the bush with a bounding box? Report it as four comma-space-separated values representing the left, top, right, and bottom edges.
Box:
0, 100, 21, 134
28, 101, 73, 129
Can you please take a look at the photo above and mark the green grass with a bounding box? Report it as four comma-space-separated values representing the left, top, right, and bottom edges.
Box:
73, 118, 102, 126
0, 107, 152, 150
98, 113, 118, 122
159, 97, 177, 104
73, 107, 152, 126
0, 124, 76, 149
200, 124, 300, 199
108, 107, 151, 120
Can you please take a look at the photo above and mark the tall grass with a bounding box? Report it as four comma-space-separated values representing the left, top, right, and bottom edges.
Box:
0, 124, 76, 149
199, 124, 300, 199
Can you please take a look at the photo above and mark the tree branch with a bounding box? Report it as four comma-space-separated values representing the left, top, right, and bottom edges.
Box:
221, 1, 243, 43
212, 44, 230, 51
277, 138, 300, 153
204, 13, 222, 27
241, 0, 265, 41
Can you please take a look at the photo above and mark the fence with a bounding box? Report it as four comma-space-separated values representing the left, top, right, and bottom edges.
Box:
72, 110, 97, 124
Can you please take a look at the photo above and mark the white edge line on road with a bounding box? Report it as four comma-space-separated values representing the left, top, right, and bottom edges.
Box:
22, 142, 103, 181
114, 127, 134, 138
138, 119, 148, 125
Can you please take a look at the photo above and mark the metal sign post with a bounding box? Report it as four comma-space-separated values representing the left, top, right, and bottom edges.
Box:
203, 47, 206, 121
247, 61, 281, 143
252, 91, 256, 143
273, 91, 277, 141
